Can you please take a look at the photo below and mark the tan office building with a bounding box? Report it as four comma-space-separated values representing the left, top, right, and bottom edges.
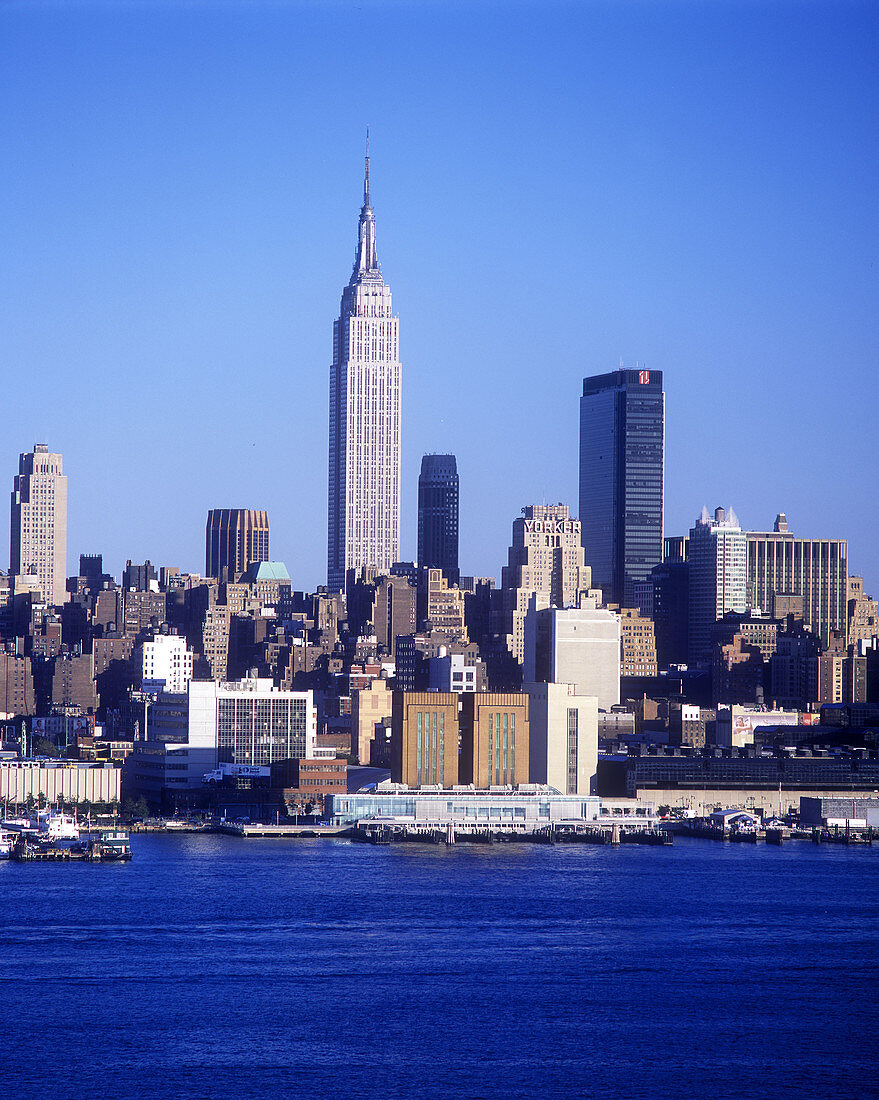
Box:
848, 576, 879, 646
616, 607, 658, 677
352, 678, 393, 765
423, 568, 468, 641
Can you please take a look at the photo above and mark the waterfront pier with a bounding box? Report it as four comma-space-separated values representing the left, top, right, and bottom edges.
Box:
214, 822, 351, 838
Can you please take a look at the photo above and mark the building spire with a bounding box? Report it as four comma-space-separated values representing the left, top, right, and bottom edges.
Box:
364, 126, 371, 208
351, 129, 380, 282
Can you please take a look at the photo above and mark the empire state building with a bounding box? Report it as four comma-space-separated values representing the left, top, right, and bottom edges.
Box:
327, 144, 401, 592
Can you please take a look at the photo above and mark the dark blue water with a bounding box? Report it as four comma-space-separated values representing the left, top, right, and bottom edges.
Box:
2, 834, 877, 1099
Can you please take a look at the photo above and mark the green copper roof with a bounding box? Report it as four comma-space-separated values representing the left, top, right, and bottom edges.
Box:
248, 561, 290, 582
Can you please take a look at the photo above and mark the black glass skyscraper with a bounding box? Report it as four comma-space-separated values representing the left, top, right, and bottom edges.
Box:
417, 454, 459, 582
579, 369, 664, 607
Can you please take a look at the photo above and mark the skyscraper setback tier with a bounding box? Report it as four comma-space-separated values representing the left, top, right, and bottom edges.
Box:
327, 146, 401, 592
579, 369, 664, 607
10, 443, 67, 607
417, 454, 459, 582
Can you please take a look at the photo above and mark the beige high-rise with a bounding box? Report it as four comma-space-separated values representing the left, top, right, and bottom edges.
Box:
500, 504, 595, 663
352, 678, 393, 765
847, 577, 879, 647
525, 682, 598, 795
10, 443, 67, 607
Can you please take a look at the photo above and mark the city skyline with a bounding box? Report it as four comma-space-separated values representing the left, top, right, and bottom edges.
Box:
2, 2, 877, 592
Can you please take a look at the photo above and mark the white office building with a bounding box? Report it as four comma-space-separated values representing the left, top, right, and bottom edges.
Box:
688, 506, 747, 665
523, 603, 621, 711
125, 676, 317, 801
194, 677, 316, 768
428, 650, 483, 692
138, 634, 193, 694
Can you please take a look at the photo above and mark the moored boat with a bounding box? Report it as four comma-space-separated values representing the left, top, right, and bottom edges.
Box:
80, 827, 132, 860
31, 809, 80, 842
11, 826, 132, 862
0, 828, 14, 859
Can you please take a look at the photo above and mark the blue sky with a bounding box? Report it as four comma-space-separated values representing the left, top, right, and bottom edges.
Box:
2, 0, 877, 594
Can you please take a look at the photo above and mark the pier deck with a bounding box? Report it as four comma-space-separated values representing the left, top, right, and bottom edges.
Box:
214, 823, 352, 838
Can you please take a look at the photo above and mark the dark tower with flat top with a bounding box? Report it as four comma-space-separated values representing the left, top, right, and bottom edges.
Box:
417, 454, 459, 584
579, 368, 664, 607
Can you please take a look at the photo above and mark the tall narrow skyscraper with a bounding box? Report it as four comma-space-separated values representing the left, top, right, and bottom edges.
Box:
10, 443, 68, 606
579, 368, 664, 607
327, 141, 401, 591
417, 454, 459, 582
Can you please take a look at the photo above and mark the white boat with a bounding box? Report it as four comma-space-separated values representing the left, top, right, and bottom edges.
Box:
30, 809, 80, 841
0, 828, 14, 859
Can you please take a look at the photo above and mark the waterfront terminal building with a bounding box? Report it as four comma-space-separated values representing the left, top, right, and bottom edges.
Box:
326, 782, 656, 832
598, 744, 879, 815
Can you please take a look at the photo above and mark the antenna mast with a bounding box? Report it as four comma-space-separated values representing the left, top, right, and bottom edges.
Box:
364, 125, 371, 206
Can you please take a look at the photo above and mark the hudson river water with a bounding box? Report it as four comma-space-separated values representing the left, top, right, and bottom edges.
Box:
2, 834, 878, 1099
